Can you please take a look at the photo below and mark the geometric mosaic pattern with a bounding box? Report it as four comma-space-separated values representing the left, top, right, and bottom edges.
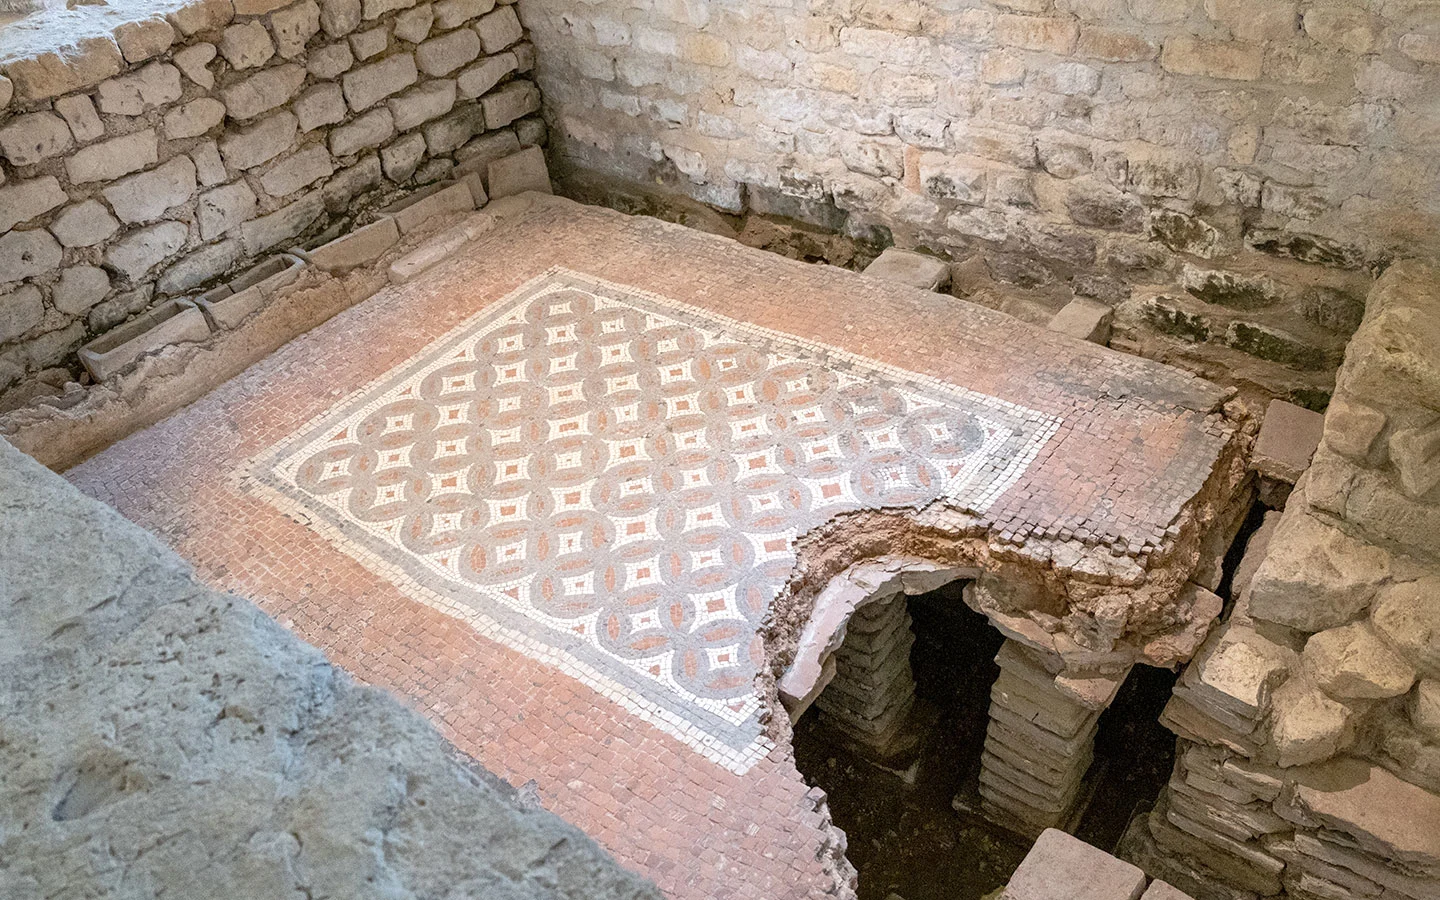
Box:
247, 269, 1060, 771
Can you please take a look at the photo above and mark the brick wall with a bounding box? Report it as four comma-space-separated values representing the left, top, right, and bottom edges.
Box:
0, 0, 542, 403
520, 0, 1439, 404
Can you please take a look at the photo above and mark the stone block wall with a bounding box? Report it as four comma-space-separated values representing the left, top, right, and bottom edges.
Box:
519, 0, 1437, 402
0, 0, 542, 405
1120, 260, 1440, 900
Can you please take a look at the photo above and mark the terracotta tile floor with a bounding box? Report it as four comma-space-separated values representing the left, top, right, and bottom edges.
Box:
67, 197, 1232, 899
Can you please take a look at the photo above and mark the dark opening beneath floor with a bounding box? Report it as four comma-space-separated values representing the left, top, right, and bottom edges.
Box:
791, 580, 1179, 900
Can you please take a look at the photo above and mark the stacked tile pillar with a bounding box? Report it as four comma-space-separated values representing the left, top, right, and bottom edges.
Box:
814, 591, 918, 758
979, 640, 1103, 837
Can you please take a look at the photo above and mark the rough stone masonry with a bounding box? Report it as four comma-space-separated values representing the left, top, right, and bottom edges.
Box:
521, 0, 1438, 405
0, 0, 544, 408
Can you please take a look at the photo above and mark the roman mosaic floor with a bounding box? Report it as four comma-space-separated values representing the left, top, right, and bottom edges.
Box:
69, 196, 1233, 899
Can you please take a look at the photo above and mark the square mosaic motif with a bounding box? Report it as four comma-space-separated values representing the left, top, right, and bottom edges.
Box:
246, 268, 1061, 771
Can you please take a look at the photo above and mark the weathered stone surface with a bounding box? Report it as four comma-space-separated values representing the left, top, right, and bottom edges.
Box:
0, 177, 66, 234
52, 265, 111, 315
48, 200, 120, 249
329, 107, 396, 156
456, 50, 516, 98
388, 79, 457, 130
863, 247, 950, 291
240, 192, 324, 253
0, 112, 72, 166
220, 111, 300, 170
95, 62, 182, 115
157, 238, 244, 295
66, 129, 159, 184
343, 53, 419, 110
310, 215, 400, 270
1004, 828, 1147, 900
321, 153, 383, 210
454, 127, 519, 176
1414, 680, 1440, 743
307, 41, 355, 79
54, 94, 103, 143
1323, 397, 1386, 463
294, 82, 347, 132
480, 78, 539, 128
0, 441, 661, 900
1184, 624, 1294, 721
1252, 399, 1325, 484
1160, 36, 1262, 80
321, 0, 363, 36
381, 131, 426, 180
2, 37, 124, 103
421, 104, 483, 153
272, 0, 323, 58
394, 4, 435, 42
486, 144, 551, 199
173, 42, 218, 89
163, 97, 228, 139
103, 157, 199, 225
0, 284, 43, 344
190, 140, 229, 186
1370, 578, 1440, 677
260, 145, 335, 197
1248, 509, 1392, 632
1282, 756, 1440, 870
435, 0, 492, 30
474, 4, 522, 53
1340, 261, 1440, 412
1270, 679, 1351, 768
168, 0, 233, 36
0, 230, 61, 283
417, 28, 481, 75
1389, 422, 1440, 500
364, 0, 417, 19
1048, 297, 1113, 344
198, 181, 259, 240
114, 17, 176, 63
350, 24, 390, 59
1305, 622, 1417, 700
378, 179, 473, 233
219, 20, 276, 69
103, 221, 188, 281
222, 63, 307, 120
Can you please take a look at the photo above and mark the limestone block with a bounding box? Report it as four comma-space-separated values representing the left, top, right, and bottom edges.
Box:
52, 265, 112, 316
115, 17, 177, 63
457, 51, 516, 98
1283, 756, 1440, 872
377, 180, 473, 233
104, 221, 189, 281
103, 157, 199, 225
386, 209, 495, 282
1003, 829, 1146, 900
1185, 624, 1296, 720
343, 53, 419, 110
241, 192, 324, 253
220, 21, 277, 69
54, 94, 103, 143
0, 75, 11, 109
156, 238, 245, 295
0, 112, 72, 166
1341, 262, 1440, 411
308, 216, 399, 270
1066, 179, 1143, 230
291, 83, 344, 133
322, 154, 383, 211
1370, 577, 1440, 677
863, 248, 951, 291
394, 4, 435, 42
421, 104, 483, 153
381, 132, 427, 180
168, 0, 234, 36
1139, 880, 1194, 900
416, 28, 481, 75
0, 177, 67, 234
96, 63, 183, 115
453, 127, 519, 180
260, 146, 336, 197
234, 0, 295, 14
2, 37, 124, 103
272, 0, 322, 57
1400, 33, 1440, 66
487, 145, 551, 198
173, 43, 218, 89
220, 111, 300, 170
364, 0, 417, 19
0, 230, 61, 283
435, 0, 492, 30
473, 5, 522, 53
1160, 36, 1262, 81
512, 40, 534, 72
1270, 679, 1351, 768
329, 108, 396, 156
1048, 298, 1113, 344
1248, 509, 1392, 632
0, 284, 43, 344
222, 63, 307, 120
194, 252, 304, 328
307, 41, 355, 78
1414, 680, 1440, 743
78, 299, 211, 381
994, 14, 1078, 54
198, 182, 259, 240
481, 78, 539, 129
49, 200, 120, 248
321, 0, 363, 36
350, 25, 390, 59
164, 98, 228, 139
388, 79, 457, 130
1323, 397, 1386, 463
1252, 399, 1325, 484
1389, 422, 1440, 499
190, 141, 229, 186
1304, 622, 1417, 700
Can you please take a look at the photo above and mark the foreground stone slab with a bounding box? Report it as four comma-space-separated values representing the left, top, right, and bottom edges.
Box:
1002, 829, 1147, 900
1048, 297, 1114, 345
1251, 399, 1324, 485
863, 247, 951, 291
0, 439, 661, 900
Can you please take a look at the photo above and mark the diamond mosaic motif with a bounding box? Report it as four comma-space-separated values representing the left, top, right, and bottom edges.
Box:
248, 269, 1061, 770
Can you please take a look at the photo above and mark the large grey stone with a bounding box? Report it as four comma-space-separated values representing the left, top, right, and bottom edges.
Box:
1304, 621, 1417, 700
1270, 679, 1352, 768
416, 28, 481, 75
487, 145, 551, 198
66, 130, 158, 184
48, 200, 120, 248
260, 146, 336, 197
0, 284, 43, 344
343, 53, 419, 110
480, 78, 539, 128
218, 21, 276, 69
102, 157, 198, 225
221, 63, 307, 120
329, 108, 396, 157
0, 441, 660, 900
456, 50, 516, 98
473, 4, 522, 53
0, 230, 61, 283
1253, 399, 1325, 484
52, 265, 111, 315
388, 79, 457, 130
1003, 828, 1147, 900
240, 192, 324, 253
1370, 577, 1440, 677
1248, 509, 1392, 632
54, 94, 103, 142
422, 104, 483, 153
198, 182, 259, 240
103, 221, 189, 281
0, 112, 72, 166
156, 239, 244, 295
95, 63, 182, 116
295, 83, 348, 132
0, 177, 66, 234
162, 98, 227, 139
272, 0, 322, 58
220, 112, 300, 170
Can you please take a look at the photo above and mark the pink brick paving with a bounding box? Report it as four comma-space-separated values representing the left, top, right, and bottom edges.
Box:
67, 197, 1233, 899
